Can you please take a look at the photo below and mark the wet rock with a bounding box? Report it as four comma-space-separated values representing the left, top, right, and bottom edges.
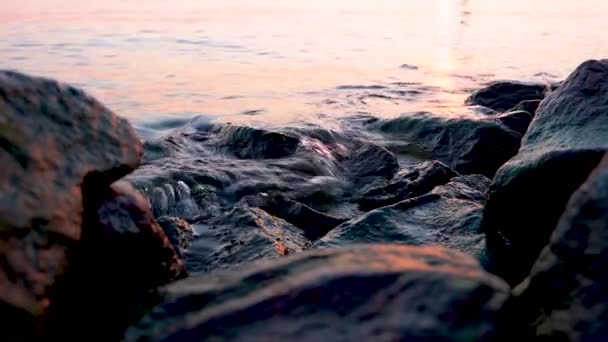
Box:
508, 99, 542, 117
431, 174, 491, 203
44, 182, 186, 340
212, 124, 300, 159
0, 71, 142, 331
496, 110, 533, 135
243, 194, 347, 240
482, 59, 608, 285
511, 155, 608, 340
466, 81, 548, 112
318, 175, 490, 258
126, 244, 510, 342
157, 216, 195, 254
358, 160, 457, 210
368, 112, 522, 177
343, 143, 399, 181
186, 206, 311, 273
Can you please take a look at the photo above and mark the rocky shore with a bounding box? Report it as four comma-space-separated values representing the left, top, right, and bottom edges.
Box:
1, 59, 607, 341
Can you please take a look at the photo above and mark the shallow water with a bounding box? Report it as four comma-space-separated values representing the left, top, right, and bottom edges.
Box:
2, 1, 608, 273
2, 0, 607, 132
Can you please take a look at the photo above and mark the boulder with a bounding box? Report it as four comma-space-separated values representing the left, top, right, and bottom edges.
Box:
186, 205, 311, 273
210, 124, 300, 159
317, 175, 491, 259
481, 59, 608, 285
157, 216, 195, 255
44, 182, 187, 340
343, 143, 399, 181
358, 161, 457, 210
511, 155, 608, 340
466, 81, 547, 112
126, 244, 510, 342
367, 112, 522, 177
0, 71, 142, 330
496, 110, 533, 135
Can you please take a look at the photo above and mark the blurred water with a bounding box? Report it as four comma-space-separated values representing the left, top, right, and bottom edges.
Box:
1, 0, 607, 129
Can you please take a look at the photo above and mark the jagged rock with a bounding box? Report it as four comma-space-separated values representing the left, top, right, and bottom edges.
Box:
431, 174, 491, 203
318, 175, 491, 258
466, 81, 547, 112
186, 206, 311, 273
358, 161, 457, 210
510, 155, 608, 340
496, 110, 533, 135
242, 194, 347, 240
0, 71, 142, 334
126, 245, 510, 342
157, 216, 195, 254
481, 60, 608, 285
344, 143, 399, 181
367, 112, 522, 177
44, 182, 187, 340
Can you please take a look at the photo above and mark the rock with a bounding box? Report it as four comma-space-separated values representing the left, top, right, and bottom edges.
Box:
466, 81, 548, 112
431, 174, 491, 203
358, 161, 457, 210
367, 112, 522, 177
496, 110, 533, 135
508, 99, 542, 117
212, 124, 300, 159
481, 60, 608, 285
157, 216, 195, 254
343, 143, 399, 181
318, 175, 491, 259
186, 206, 311, 273
126, 244, 510, 342
242, 194, 347, 240
44, 182, 187, 340
0, 71, 142, 331
510, 155, 608, 340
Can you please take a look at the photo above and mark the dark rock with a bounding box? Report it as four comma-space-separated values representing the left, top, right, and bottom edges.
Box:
368, 112, 522, 177
511, 155, 608, 340
242, 194, 347, 240
508, 99, 542, 117
44, 182, 187, 340
358, 161, 457, 210
481, 59, 608, 285
157, 216, 195, 254
496, 110, 533, 135
431, 174, 491, 203
0, 71, 142, 332
186, 206, 311, 273
344, 143, 399, 181
126, 244, 510, 342
318, 175, 491, 258
212, 124, 300, 159
466, 81, 548, 112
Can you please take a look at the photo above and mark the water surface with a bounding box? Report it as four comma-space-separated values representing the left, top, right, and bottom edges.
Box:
2, 0, 607, 131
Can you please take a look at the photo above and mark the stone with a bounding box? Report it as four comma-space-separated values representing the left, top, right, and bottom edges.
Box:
212, 124, 300, 159
510, 155, 608, 340
343, 143, 399, 181
186, 205, 311, 273
367, 112, 522, 177
481, 60, 608, 285
0, 71, 142, 329
358, 161, 457, 210
242, 194, 347, 240
43, 182, 187, 340
496, 110, 533, 135
125, 244, 510, 342
157, 216, 195, 255
466, 81, 548, 112
318, 175, 491, 259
